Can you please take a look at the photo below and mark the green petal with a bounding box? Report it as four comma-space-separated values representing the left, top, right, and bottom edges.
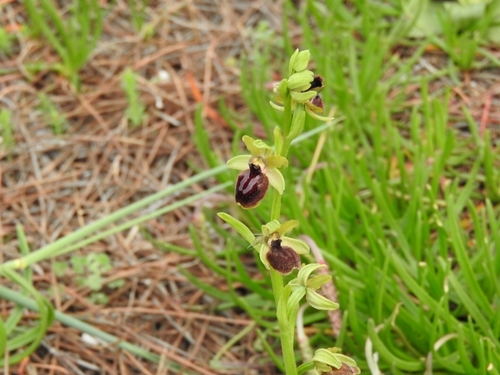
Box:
307, 274, 332, 291
266, 167, 285, 195
258, 243, 270, 270
265, 155, 288, 168
281, 237, 309, 255
306, 290, 339, 311
242, 135, 260, 156
262, 220, 281, 236
227, 155, 251, 170
305, 106, 334, 122
278, 220, 299, 235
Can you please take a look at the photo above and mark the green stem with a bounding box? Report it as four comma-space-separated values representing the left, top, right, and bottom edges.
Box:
269, 87, 298, 375
270, 190, 282, 222
283, 94, 293, 139
270, 269, 297, 375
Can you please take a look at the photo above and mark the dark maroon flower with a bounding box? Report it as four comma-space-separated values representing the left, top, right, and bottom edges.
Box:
235, 163, 269, 209
266, 238, 301, 275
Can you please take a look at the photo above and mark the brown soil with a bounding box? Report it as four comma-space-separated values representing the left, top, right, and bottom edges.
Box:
0, 1, 285, 374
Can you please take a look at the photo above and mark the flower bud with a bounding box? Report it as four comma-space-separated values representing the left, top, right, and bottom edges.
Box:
287, 70, 314, 91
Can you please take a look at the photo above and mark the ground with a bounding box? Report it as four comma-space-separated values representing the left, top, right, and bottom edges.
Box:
1, 1, 285, 374
1, 1, 500, 375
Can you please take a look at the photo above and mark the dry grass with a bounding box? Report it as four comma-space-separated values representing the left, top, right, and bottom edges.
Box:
0, 1, 284, 373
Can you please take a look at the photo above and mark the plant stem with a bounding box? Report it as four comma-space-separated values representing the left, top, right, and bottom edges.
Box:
270, 190, 282, 222
270, 268, 297, 375
283, 94, 293, 140
269, 88, 298, 375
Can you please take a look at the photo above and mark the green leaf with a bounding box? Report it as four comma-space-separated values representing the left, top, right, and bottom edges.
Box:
217, 212, 255, 244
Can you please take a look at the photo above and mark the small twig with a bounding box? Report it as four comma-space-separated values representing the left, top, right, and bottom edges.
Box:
479, 91, 492, 138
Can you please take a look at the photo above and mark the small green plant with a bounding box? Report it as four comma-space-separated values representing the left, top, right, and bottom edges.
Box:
0, 166, 230, 367
438, 13, 480, 71
127, 0, 149, 33
55, 253, 124, 305
219, 50, 360, 375
0, 226, 54, 368
121, 68, 146, 127
24, 0, 103, 89
409, 0, 495, 71
0, 108, 15, 151
0, 26, 13, 53
38, 93, 66, 134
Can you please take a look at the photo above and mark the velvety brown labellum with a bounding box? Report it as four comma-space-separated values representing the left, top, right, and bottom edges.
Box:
306, 75, 324, 93
311, 95, 324, 112
235, 163, 269, 209
266, 239, 301, 275
324, 363, 361, 375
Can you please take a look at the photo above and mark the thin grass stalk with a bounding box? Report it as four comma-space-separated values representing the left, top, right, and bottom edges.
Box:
0, 165, 228, 272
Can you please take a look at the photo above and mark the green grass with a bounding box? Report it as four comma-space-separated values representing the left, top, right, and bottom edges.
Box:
2, 0, 500, 373
24, 0, 102, 90
189, 0, 500, 373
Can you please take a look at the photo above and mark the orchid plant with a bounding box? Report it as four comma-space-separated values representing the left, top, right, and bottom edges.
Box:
218, 50, 360, 375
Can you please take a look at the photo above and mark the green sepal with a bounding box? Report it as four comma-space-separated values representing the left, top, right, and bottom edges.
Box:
266, 155, 288, 168
306, 289, 339, 311
281, 236, 309, 254
278, 219, 299, 235
287, 71, 314, 91
293, 50, 311, 73
266, 167, 285, 195
305, 105, 334, 122
290, 90, 317, 102
242, 135, 272, 157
